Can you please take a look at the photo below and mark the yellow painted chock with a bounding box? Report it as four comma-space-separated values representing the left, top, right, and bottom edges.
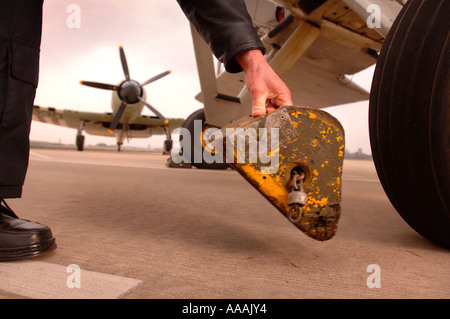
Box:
219, 106, 345, 241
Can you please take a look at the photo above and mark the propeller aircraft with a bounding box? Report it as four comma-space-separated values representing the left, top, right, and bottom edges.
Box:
32, 46, 183, 152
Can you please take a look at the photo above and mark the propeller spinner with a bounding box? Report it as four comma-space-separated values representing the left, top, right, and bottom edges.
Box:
80, 46, 171, 131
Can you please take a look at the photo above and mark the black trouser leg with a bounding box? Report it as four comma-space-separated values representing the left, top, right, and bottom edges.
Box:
0, 0, 43, 199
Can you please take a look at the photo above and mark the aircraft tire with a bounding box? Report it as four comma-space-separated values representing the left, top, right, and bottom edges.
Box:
369, 0, 450, 247
76, 134, 85, 151
181, 108, 229, 169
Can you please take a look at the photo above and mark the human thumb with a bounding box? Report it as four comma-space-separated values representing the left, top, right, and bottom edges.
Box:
251, 95, 267, 117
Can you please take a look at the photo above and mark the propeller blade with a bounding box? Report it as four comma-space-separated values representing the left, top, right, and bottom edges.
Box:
119, 46, 130, 80
138, 96, 169, 124
109, 101, 127, 131
80, 81, 118, 91
141, 70, 171, 86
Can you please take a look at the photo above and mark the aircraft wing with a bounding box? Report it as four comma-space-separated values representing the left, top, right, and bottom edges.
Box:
32, 105, 184, 138
211, 48, 373, 108
206, 0, 389, 109
194, 0, 403, 122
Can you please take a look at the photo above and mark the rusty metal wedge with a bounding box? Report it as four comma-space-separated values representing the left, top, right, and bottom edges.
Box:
216, 106, 345, 241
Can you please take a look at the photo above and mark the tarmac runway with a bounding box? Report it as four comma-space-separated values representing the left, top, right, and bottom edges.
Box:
0, 148, 448, 300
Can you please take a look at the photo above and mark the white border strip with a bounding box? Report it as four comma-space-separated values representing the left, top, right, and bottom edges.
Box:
0, 261, 142, 299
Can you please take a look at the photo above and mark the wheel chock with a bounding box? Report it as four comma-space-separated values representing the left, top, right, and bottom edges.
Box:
215, 106, 345, 241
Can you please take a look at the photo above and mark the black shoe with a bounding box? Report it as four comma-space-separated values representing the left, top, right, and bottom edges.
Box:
0, 199, 56, 261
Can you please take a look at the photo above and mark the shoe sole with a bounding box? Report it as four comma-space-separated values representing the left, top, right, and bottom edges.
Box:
0, 238, 56, 261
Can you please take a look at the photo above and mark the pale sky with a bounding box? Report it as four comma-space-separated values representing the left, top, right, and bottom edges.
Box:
32, 0, 374, 154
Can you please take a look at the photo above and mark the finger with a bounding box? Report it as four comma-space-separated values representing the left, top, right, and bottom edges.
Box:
272, 95, 293, 107
266, 100, 277, 113
252, 95, 268, 117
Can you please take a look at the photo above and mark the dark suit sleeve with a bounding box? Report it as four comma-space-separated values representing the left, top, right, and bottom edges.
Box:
177, 0, 265, 73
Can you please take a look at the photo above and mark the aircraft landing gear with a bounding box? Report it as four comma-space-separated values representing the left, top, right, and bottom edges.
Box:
163, 139, 173, 155
162, 127, 173, 155
76, 121, 85, 151
181, 108, 229, 169
76, 134, 85, 151
369, 0, 450, 248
